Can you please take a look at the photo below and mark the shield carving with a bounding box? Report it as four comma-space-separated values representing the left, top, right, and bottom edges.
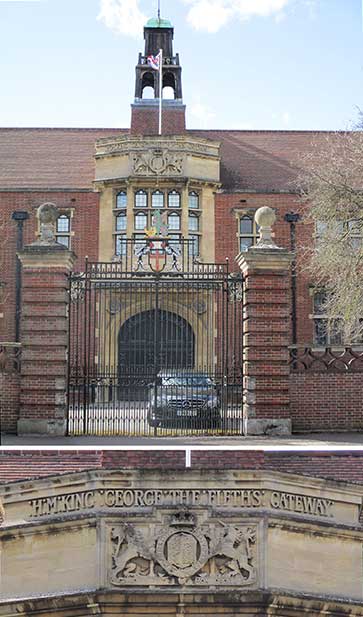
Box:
167, 532, 197, 570
148, 240, 167, 273
155, 528, 209, 580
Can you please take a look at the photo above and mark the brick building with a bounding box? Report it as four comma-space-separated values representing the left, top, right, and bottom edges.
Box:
0, 16, 362, 438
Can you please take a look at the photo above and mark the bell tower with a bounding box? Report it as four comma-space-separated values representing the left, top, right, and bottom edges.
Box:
131, 16, 186, 135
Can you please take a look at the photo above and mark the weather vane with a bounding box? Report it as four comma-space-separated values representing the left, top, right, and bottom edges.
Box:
158, 0, 161, 19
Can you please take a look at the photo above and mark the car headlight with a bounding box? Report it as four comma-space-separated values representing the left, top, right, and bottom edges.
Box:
150, 393, 168, 405
206, 395, 219, 409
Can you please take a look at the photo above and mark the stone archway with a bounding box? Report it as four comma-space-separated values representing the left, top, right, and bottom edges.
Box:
118, 309, 195, 374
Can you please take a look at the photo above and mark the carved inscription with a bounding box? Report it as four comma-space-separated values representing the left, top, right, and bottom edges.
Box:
96, 137, 219, 159
110, 511, 257, 587
29, 488, 335, 519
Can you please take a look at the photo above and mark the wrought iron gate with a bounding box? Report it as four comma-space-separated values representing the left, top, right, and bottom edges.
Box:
68, 240, 244, 436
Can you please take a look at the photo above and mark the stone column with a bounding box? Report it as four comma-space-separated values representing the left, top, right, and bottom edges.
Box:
237, 207, 292, 436
17, 204, 76, 436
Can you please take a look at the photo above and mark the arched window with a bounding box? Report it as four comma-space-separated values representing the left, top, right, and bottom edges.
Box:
142, 72, 155, 99
116, 212, 127, 232
163, 87, 175, 100
163, 72, 175, 98
135, 212, 148, 230
168, 212, 181, 231
188, 191, 199, 209
142, 86, 155, 99
168, 190, 180, 208
239, 214, 258, 251
116, 191, 127, 209
152, 190, 164, 209
135, 190, 148, 208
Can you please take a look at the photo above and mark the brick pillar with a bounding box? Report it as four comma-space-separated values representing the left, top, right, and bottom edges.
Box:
17, 244, 76, 436
237, 207, 292, 436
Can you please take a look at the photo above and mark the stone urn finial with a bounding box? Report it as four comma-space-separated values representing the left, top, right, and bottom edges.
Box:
37, 203, 59, 245
254, 206, 278, 249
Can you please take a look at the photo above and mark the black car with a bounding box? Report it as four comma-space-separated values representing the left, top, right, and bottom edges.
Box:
147, 371, 221, 428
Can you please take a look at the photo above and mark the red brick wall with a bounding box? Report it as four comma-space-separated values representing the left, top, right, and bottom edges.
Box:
290, 372, 363, 431
215, 192, 314, 344
131, 105, 186, 135
0, 191, 99, 341
0, 372, 20, 433
18, 257, 74, 432
2, 450, 363, 484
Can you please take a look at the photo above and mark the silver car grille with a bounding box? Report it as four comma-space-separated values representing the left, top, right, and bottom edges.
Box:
167, 398, 205, 410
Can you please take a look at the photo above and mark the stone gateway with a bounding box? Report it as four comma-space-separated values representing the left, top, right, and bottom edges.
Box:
1, 466, 363, 616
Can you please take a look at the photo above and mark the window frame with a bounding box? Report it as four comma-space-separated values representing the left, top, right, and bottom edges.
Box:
237, 211, 259, 252
55, 212, 72, 248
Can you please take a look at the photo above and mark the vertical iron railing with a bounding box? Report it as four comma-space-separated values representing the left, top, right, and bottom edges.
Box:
68, 245, 244, 436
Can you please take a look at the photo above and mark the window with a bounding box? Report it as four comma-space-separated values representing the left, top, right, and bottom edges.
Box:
239, 213, 258, 252
56, 214, 71, 248
135, 190, 148, 208
168, 212, 181, 231
348, 220, 363, 249
152, 190, 164, 209
115, 235, 127, 256
116, 213, 127, 232
168, 190, 180, 208
189, 234, 200, 257
188, 191, 199, 209
116, 191, 127, 209
312, 291, 343, 346
135, 212, 148, 231
188, 213, 199, 232
316, 219, 363, 249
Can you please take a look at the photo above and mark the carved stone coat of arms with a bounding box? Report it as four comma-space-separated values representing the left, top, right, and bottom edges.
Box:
110, 510, 257, 587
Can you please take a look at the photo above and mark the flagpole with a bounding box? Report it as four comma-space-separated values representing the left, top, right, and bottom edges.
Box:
159, 48, 163, 135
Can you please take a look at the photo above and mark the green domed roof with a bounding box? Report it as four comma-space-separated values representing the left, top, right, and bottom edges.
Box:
145, 17, 173, 28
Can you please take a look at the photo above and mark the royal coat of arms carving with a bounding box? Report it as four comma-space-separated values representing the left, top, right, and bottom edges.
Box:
110, 510, 257, 587
131, 150, 184, 176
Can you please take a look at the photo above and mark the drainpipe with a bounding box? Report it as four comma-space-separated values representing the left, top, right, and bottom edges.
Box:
12, 211, 29, 342
284, 212, 300, 346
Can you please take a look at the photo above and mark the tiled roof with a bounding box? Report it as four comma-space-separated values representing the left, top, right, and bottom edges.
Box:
0, 127, 331, 192
0, 128, 123, 190
2, 451, 363, 485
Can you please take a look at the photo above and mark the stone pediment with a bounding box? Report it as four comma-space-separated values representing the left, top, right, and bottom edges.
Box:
1, 470, 363, 603
94, 135, 221, 184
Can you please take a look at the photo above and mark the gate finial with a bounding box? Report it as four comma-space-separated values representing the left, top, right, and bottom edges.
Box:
254, 206, 280, 249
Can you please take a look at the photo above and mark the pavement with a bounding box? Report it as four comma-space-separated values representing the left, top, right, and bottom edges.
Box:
2, 432, 363, 448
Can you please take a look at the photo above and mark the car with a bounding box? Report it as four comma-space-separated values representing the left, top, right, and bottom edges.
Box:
147, 371, 221, 429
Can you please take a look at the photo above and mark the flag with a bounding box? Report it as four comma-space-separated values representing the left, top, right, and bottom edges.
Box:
147, 52, 162, 71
